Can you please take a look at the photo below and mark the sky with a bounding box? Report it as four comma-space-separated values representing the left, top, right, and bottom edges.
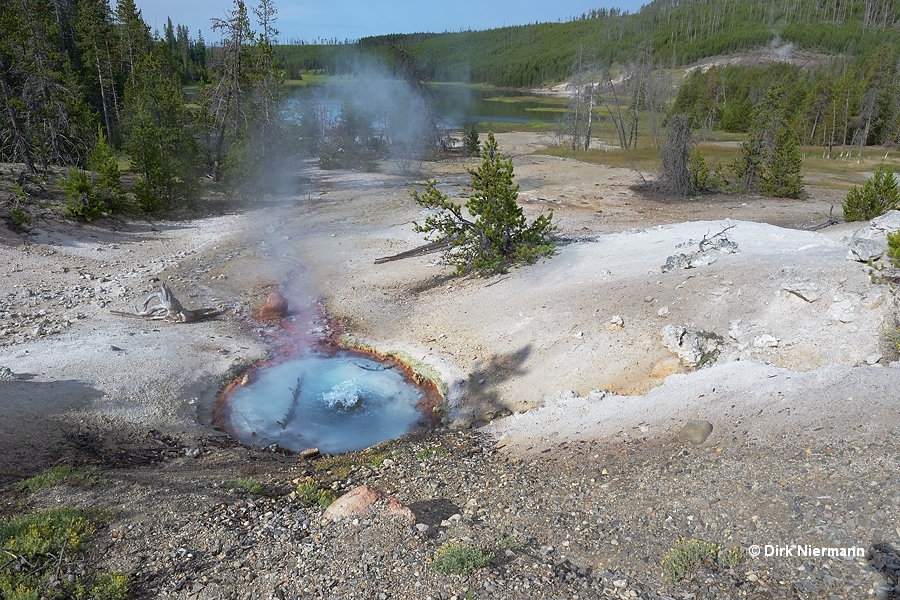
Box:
131, 0, 646, 44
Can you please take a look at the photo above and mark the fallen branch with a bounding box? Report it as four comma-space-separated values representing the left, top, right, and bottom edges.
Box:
632, 166, 647, 185
110, 282, 222, 323
698, 224, 736, 252
485, 276, 511, 287
374, 239, 454, 264
807, 205, 838, 231
279, 376, 303, 430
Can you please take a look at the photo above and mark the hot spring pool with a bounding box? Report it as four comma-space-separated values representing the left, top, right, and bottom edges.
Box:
220, 350, 430, 454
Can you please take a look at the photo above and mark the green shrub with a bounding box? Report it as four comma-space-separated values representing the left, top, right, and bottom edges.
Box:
843, 166, 900, 221
64, 169, 104, 221
18, 466, 100, 492
10, 208, 30, 228
887, 229, 900, 266
318, 143, 378, 172
430, 543, 492, 575
226, 477, 267, 495
661, 538, 720, 581
719, 545, 744, 569
295, 482, 337, 508
10, 183, 30, 229
661, 537, 744, 582
688, 148, 709, 191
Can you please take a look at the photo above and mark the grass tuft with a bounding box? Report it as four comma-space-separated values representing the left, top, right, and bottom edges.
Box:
661, 537, 744, 582
0, 508, 127, 599
225, 477, 268, 495
18, 465, 100, 492
415, 446, 448, 459
295, 481, 337, 508
497, 534, 528, 550
886, 326, 900, 355
430, 543, 492, 575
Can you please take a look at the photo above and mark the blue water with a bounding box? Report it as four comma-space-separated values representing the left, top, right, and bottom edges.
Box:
224, 351, 425, 454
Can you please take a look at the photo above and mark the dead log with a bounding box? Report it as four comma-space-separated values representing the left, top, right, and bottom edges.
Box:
878, 267, 900, 283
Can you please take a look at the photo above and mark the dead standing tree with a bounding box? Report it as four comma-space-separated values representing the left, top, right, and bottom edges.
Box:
600, 67, 635, 150
561, 48, 598, 151
659, 113, 696, 196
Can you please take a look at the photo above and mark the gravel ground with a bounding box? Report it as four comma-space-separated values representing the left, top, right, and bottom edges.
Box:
10, 428, 898, 599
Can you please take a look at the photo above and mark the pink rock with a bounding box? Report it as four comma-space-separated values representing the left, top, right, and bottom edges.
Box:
322, 485, 382, 522
258, 291, 289, 321
381, 497, 416, 526
321, 486, 417, 526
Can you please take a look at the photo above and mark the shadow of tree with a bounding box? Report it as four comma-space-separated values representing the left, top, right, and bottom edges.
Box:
870, 542, 899, 599
464, 345, 532, 423
0, 378, 106, 477
403, 272, 457, 295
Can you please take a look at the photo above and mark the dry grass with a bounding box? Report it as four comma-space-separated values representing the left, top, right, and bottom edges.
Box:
539, 135, 899, 193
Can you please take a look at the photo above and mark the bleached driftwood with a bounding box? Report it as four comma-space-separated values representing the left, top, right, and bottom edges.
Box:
111, 282, 222, 323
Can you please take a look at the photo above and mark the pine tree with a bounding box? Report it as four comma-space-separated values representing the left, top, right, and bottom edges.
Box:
412, 132, 556, 276
762, 128, 804, 198
87, 127, 125, 212
843, 166, 900, 221
0, 0, 94, 169
115, 0, 151, 85
123, 43, 198, 211
218, 0, 289, 196
729, 84, 804, 197
463, 124, 480, 156
205, 0, 254, 184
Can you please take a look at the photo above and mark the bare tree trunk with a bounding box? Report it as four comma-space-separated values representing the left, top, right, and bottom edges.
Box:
660, 113, 694, 195
94, 50, 112, 142
604, 70, 629, 149
859, 89, 875, 157
104, 38, 120, 129
584, 83, 594, 151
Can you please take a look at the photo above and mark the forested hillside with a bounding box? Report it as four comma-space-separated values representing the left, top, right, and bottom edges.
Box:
276, 0, 900, 155
671, 46, 899, 149
0, 0, 289, 214
276, 0, 899, 88
3, 0, 900, 217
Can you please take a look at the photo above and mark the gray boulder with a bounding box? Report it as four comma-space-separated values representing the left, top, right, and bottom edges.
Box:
843, 210, 900, 262
661, 325, 723, 369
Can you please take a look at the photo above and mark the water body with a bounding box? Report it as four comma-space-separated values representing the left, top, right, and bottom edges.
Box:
286, 83, 562, 129
432, 85, 563, 128
222, 350, 427, 454
215, 259, 435, 455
